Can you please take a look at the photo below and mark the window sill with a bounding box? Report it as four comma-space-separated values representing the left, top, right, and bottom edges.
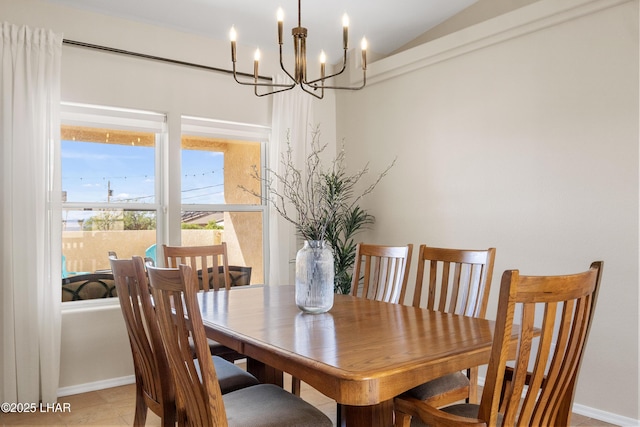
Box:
61, 297, 120, 314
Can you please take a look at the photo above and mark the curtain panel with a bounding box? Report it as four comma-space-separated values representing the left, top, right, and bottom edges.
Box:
0, 22, 63, 404
269, 76, 313, 285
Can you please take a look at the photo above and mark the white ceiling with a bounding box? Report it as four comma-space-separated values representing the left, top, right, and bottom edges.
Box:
46, 0, 477, 63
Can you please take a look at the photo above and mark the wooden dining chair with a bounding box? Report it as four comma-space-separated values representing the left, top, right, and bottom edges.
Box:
395, 261, 603, 427
162, 243, 250, 363
350, 243, 414, 303
223, 265, 252, 287
147, 263, 333, 427
162, 243, 231, 291
110, 257, 175, 427
317, 242, 412, 420
401, 246, 496, 410
110, 256, 259, 427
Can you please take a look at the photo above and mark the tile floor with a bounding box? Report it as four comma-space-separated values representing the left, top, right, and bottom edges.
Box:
0, 372, 620, 426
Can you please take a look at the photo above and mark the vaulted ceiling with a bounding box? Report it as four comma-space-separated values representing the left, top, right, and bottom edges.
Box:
46, 0, 478, 63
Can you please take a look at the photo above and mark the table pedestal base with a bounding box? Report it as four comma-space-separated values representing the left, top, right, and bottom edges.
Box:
246, 358, 283, 387
341, 400, 394, 427
247, 357, 393, 427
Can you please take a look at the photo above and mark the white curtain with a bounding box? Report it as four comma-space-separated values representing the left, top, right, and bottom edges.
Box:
0, 22, 63, 404
269, 77, 313, 285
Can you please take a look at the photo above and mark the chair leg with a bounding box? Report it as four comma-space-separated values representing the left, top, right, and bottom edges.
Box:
161, 403, 177, 427
394, 410, 412, 427
291, 376, 301, 396
133, 383, 148, 427
468, 367, 479, 404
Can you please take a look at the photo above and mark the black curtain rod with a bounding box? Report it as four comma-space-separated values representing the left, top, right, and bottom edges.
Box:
62, 39, 272, 82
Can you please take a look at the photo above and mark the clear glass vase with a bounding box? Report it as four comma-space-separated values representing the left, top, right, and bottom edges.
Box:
295, 240, 334, 313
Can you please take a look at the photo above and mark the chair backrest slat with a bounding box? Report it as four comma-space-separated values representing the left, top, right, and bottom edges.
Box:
350, 243, 413, 304
413, 246, 496, 318
162, 243, 231, 291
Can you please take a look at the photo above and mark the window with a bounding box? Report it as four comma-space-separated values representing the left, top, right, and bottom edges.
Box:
60, 103, 164, 301
180, 117, 269, 284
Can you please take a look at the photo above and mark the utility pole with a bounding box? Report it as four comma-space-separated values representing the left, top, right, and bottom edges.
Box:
107, 180, 113, 203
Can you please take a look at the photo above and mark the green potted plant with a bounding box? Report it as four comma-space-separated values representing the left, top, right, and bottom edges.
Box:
323, 170, 376, 295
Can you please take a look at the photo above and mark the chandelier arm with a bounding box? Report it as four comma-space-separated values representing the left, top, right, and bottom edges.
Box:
304, 50, 348, 85
254, 84, 297, 97
307, 71, 366, 91
232, 65, 295, 88
299, 83, 324, 100
278, 45, 298, 84
233, 74, 295, 88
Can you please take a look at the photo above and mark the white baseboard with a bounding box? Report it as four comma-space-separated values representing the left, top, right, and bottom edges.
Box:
572, 403, 640, 427
477, 376, 639, 426
57, 375, 135, 397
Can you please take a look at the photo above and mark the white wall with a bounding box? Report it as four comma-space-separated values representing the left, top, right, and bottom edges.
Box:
0, 0, 335, 392
337, 0, 638, 422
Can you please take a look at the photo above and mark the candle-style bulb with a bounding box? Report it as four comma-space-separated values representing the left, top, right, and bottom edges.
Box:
253, 48, 260, 79
230, 26, 237, 63
277, 8, 284, 44
361, 37, 367, 70
320, 51, 326, 81
342, 13, 349, 50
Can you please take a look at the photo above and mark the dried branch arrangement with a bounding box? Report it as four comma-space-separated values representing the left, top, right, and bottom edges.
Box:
242, 126, 394, 293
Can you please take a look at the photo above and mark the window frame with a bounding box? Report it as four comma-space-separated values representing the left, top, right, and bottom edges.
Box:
60, 102, 166, 306
180, 116, 270, 283
58, 106, 271, 307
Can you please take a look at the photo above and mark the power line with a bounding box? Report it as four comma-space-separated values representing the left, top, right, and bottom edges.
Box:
108, 184, 225, 203
181, 184, 224, 193
62, 168, 224, 183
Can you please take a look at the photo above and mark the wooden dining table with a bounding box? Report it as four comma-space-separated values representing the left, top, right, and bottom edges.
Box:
198, 285, 498, 427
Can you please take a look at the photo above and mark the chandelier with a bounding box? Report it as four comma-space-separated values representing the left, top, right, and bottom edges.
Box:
229, 0, 367, 99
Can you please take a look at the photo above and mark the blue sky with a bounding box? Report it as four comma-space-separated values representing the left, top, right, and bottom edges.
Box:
62, 140, 225, 205
181, 149, 225, 204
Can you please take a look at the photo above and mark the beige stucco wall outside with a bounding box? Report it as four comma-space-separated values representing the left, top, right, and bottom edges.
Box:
62, 229, 216, 267
62, 230, 155, 272
62, 227, 263, 283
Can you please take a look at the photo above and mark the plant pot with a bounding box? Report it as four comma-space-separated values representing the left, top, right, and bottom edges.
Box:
295, 240, 334, 313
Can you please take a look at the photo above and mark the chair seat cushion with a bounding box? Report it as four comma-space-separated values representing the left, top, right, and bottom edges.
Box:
212, 356, 259, 394
224, 384, 332, 427
406, 371, 470, 400
194, 356, 259, 394
189, 336, 244, 362
410, 404, 504, 427
441, 403, 481, 419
